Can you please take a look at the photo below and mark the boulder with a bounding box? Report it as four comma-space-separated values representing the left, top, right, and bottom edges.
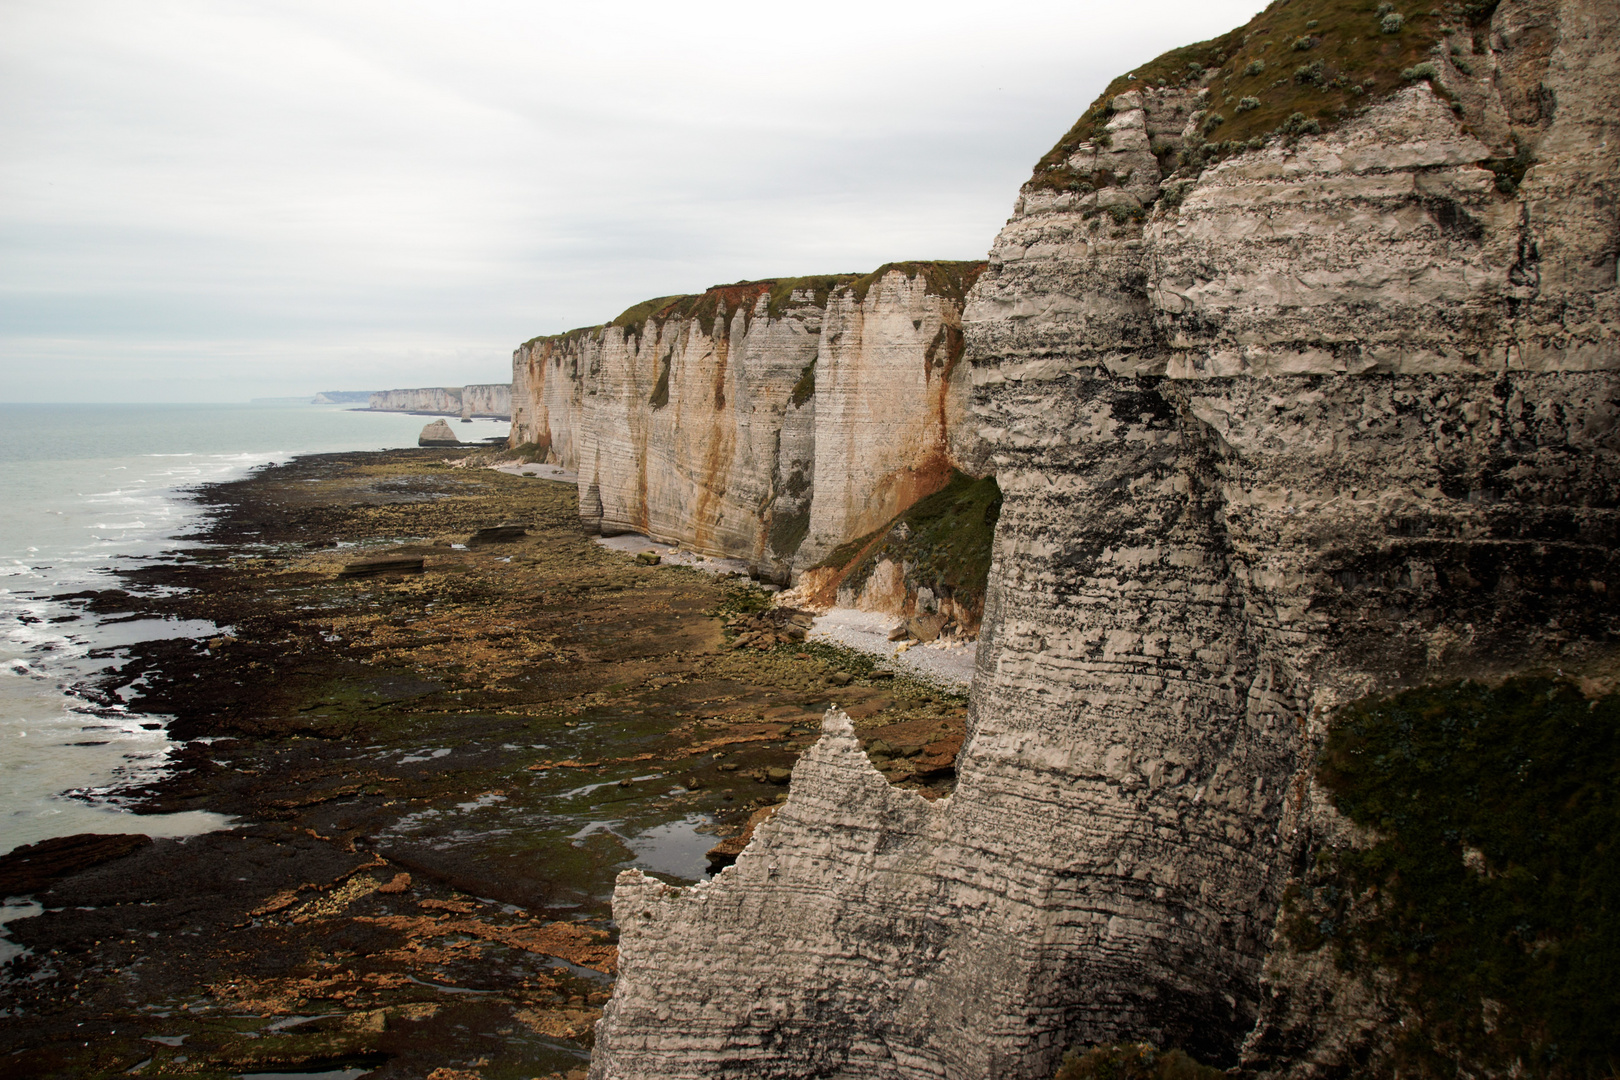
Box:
635, 551, 662, 566
907, 613, 948, 642
466, 522, 527, 545
338, 553, 425, 577
418, 419, 460, 446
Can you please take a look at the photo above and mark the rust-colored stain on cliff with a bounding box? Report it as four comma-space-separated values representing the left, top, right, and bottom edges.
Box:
691, 322, 737, 553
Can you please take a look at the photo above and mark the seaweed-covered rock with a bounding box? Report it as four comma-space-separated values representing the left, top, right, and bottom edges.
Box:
337, 553, 424, 578
0, 833, 151, 895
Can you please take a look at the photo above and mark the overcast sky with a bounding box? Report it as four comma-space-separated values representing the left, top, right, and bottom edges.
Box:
1, 0, 1262, 402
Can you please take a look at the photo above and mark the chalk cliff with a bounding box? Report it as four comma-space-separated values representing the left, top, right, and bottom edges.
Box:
312, 390, 373, 405
368, 383, 512, 419
590, 0, 1619, 1076
511, 264, 983, 588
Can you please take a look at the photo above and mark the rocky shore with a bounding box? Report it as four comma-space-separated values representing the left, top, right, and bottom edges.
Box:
0, 449, 966, 1079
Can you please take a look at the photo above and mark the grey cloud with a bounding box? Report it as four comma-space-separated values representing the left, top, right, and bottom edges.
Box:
0, 0, 1261, 401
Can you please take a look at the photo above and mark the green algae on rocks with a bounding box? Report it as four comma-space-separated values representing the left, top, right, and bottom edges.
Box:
1289, 677, 1620, 1079
809, 469, 1001, 630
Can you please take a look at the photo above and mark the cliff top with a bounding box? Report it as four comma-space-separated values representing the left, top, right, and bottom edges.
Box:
522, 260, 987, 349
1030, 0, 1493, 192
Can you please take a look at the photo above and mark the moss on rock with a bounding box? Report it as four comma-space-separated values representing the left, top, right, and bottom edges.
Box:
520, 262, 984, 351
1293, 676, 1620, 1078
845, 260, 987, 305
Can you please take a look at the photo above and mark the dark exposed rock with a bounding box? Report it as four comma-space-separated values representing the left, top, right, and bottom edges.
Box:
466, 521, 528, 545
0, 833, 152, 895
704, 805, 779, 873
336, 553, 425, 577
722, 607, 816, 650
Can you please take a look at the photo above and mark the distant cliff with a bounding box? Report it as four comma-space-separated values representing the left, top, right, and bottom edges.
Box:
590, 1, 1619, 1077
512, 263, 987, 621
311, 390, 373, 405
368, 384, 511, 419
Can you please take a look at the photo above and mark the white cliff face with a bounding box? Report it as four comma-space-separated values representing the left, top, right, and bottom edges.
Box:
509, 266, 983, 584
584, 289, 821, 571
512, 337, 587, 471
589, 3, 1620, 1076
798, 273, 973, 567
368, 384, 512, 418
460, 383, 512, 419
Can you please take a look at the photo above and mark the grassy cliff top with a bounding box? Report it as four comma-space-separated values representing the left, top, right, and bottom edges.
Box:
520, 261, 987, 350
846, 261, 988, 305
1030, 0, 1497, 191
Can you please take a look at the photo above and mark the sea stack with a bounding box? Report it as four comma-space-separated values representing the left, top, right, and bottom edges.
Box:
418, 419, 459, 446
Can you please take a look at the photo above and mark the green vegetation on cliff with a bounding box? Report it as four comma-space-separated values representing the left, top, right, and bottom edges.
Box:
1031, 0, 1493, 192
817, 470, 1002, 614
1289, 677, 1620, 1078
846, 260, 987, 305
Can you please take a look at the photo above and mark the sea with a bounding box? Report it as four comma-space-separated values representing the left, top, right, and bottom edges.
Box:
0, 403, 511, 866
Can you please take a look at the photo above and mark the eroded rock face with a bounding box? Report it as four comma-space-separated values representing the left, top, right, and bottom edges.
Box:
510, 268, 980, 583
589, 2, 1619, 1075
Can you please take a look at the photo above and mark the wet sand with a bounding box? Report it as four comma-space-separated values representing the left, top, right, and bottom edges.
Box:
0, 448, 966, 1079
